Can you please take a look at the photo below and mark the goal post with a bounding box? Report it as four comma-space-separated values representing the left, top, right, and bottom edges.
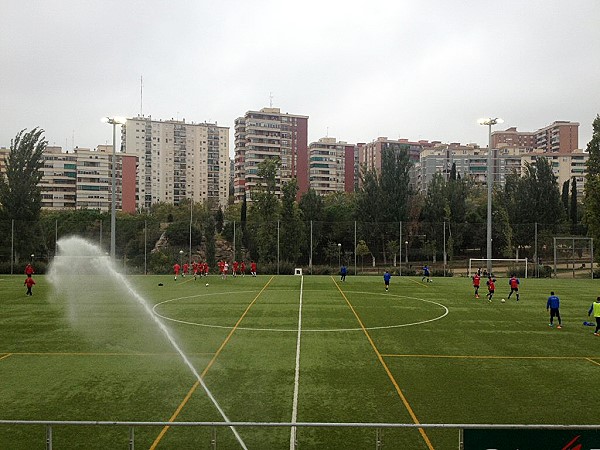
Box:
553, 237, 594, 279
468, 258, 528, 278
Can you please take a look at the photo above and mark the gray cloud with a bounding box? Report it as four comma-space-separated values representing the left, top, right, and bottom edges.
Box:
1, 0, 599, 152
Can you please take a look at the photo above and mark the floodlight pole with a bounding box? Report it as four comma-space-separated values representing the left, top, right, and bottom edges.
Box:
102, 117, 126, 260
479, 117, 502, 275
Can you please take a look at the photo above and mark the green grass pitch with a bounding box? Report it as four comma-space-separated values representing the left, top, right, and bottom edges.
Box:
0, 273, 598, 449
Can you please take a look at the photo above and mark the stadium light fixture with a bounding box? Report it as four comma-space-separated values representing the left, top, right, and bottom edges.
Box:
102, 116, 127, 260
478, 117, 504, 275
338, 243, 342, 267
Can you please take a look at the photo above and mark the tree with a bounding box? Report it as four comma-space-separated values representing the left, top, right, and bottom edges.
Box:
0, 128, 46, 220
214, 207, 224, 233
249, 157, 281, 262
561, 179, 570, 219
299, 188, 325, 265
570, 177, 578, 228
355, 145, 412, 264
0, 128, 47, 263
355, 239, 371, 272
279, 178, 303, 264
584, 115, 600, 249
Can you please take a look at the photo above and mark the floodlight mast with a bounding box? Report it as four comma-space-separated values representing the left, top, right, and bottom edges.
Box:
478, 117, 504, 275
101, 116, 127, 260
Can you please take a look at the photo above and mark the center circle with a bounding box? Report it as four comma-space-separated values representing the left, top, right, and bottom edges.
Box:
153, 289, 449, 332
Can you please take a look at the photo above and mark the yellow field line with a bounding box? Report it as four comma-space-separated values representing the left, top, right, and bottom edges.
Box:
0, 353, 13, 361
406, 277, 429, 288
333, 278, 435, 450
150, 275, 275, 449
586, 357, 600, 367
382, 354, 598, 360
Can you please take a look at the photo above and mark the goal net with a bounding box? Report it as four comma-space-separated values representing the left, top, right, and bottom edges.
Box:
553, 237, 594, 279
468, 258, 528, 278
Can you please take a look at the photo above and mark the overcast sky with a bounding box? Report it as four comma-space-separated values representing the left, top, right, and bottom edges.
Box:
2, 0, 599, 156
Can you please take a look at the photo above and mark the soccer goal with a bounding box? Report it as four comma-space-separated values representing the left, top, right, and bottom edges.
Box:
553, 237, 594, 278
468, 258, 528, 278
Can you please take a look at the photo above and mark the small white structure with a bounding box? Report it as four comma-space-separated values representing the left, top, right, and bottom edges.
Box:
294, 268, 303, 276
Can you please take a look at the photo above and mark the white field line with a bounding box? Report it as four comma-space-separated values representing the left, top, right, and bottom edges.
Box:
289, 275, 304, 450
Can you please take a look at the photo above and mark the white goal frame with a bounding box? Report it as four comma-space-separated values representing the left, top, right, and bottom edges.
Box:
468, 258, 528, 278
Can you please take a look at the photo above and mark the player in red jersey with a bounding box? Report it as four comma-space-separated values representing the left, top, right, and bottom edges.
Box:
472, 272, 481, 298
486, 275, 495, 302
24, 275, 36, 296
182, 262, 189, 278
25, 263, 35, 276
507, 274, 520, 301
233, 261, 239, 277
173, 263, 181, 280
240, 261, 246, 277
250, 261, 257, 277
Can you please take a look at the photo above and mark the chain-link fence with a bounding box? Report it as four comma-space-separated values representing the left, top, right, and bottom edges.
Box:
0, 217, 591, 277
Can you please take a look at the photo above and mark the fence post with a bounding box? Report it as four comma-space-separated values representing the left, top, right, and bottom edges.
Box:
46, 425, 52, 450
129, 426, 135, 450
376, 427, 383, 449
211, 426, 217, 449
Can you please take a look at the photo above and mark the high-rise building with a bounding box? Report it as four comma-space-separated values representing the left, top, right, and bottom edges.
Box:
122, 116, 229, 210
74, 146, 137, 213
522, 149, 588, 197
1, 145, 136, 212
308, 137, 355, 195
40, 146, 78, 209
492, 121, 579, 153
234, 107, 308, 203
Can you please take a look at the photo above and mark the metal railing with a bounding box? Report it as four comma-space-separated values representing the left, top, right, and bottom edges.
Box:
1, 420, 598, 449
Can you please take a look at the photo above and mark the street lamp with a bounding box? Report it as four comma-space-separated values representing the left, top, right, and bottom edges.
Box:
101, 116, 127, 260
478, 117, 504, 275
337, 243, 342, 267
179, 250, 184, 267
405, 241, 408, 264
30, 253, 34, 263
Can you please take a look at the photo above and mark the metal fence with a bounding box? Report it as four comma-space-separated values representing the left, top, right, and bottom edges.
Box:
1, 420, 598, 450
0, 218, 591, 277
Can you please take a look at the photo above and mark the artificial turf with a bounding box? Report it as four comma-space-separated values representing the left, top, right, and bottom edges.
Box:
0, 272, 598, 449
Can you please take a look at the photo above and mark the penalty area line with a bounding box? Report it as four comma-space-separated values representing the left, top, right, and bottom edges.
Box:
150, 275, 275, 450
332, 277, 435, 450
0, 353, 13, 362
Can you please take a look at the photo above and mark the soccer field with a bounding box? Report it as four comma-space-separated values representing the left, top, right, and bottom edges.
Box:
0, 272, 599, 449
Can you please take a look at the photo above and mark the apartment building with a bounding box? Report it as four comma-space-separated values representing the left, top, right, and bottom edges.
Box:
357, 137, 429, 173
308, 137, 355, 195
492, 121, 579, 153
40, 146, 78, 209
415, 143, 588, 196
234, 107, 308, 203
521, 149, 588, 197
122, 116, 229, 210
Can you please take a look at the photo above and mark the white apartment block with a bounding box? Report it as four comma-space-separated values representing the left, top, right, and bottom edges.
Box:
522, 149, 588, 197
309, 137, 346, 195
416, 144, 588, 196
122, 116, 230, 209
40, 146, 77, 209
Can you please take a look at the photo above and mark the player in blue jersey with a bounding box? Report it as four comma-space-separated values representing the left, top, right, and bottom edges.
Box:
546, 291, 562, 329
383, 270, 391, 292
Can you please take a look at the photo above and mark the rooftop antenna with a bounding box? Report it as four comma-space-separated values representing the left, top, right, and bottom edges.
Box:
140, 75, 143, 117
269, 92, 273, 108
326, 126, 329, 137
